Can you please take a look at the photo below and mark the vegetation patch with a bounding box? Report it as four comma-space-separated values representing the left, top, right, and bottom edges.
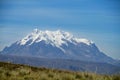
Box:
0, 62, 120, 80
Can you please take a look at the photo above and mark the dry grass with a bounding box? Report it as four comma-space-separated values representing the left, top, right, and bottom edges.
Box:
0, 62, 120, 80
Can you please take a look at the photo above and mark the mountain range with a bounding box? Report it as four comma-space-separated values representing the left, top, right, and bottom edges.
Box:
0, 29, 120, 74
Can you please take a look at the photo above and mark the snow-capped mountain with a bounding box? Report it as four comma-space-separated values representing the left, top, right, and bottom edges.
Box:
0, 29, 115, 64
17, 29, 93, 52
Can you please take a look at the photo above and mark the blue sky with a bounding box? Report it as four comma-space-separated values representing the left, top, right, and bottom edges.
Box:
0, 0, 120, 59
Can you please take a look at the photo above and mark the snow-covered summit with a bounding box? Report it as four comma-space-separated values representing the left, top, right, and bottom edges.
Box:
17, 29, 93, 47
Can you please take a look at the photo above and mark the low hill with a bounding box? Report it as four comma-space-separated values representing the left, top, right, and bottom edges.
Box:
0, 61, 120, 80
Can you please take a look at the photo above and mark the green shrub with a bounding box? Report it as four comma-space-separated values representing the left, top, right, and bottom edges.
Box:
75, 74, 82, 79
5, 71, 11, 77
48, 73, 54, 78
24, 77, 34, 80
112, 75, 120, 80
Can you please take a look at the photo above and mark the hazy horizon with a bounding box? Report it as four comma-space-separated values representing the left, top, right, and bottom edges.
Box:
0, 0, 120, 59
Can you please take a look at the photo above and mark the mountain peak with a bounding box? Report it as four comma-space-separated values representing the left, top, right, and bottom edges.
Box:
17, 29, 93, 48
33, 28, 40, 33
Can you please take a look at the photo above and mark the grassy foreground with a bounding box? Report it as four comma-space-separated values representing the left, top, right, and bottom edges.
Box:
0, 62, 120, 80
